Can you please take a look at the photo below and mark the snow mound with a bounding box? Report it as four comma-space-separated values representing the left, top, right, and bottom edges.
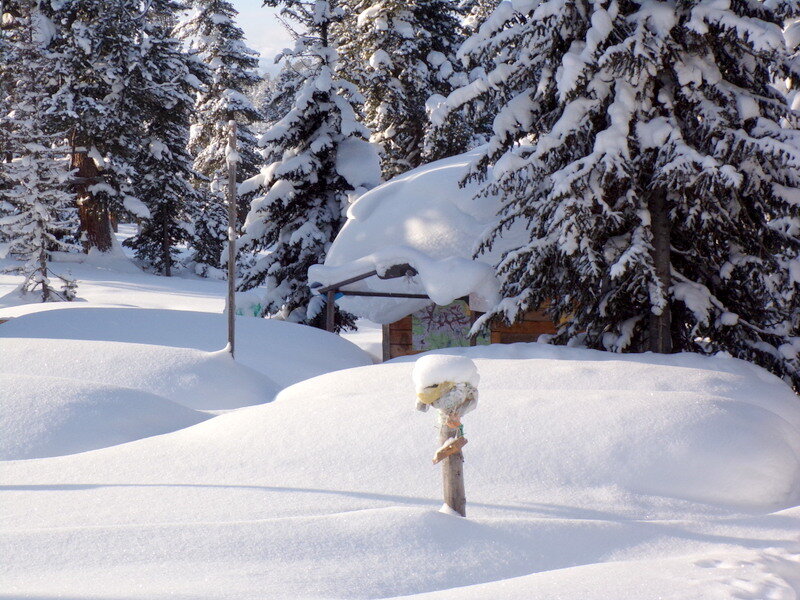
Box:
412, 354, 479, 391
0, 337, 277, 410
0, 306, 373, 387
320, 149, 527, 321
0, 374, 209, 460
1, 345, 799, 598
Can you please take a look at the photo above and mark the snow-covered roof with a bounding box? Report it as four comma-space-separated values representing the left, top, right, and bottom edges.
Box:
309, 150, 526, 323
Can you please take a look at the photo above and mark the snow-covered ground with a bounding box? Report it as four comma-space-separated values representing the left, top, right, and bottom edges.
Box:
1, 235, 799, 599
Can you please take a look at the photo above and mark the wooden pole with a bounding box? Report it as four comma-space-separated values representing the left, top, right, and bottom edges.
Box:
325, 289, 335, 332
226, 121, 238, 358
439, 423, 466, 517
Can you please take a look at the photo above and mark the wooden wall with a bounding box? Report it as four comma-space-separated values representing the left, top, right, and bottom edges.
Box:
386, 315, 416, 361
384, 309, 556, 361
489, 309, 556, 344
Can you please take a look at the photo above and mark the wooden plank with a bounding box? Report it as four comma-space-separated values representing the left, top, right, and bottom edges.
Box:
390, 331, 412, 346
496, 331, 553, 344
392, 316, 413, 331
433, 436, 468, 464
381, 324, 390, 362
493, 320, 557, 335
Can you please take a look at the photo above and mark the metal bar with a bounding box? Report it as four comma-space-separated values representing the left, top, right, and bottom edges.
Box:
315, 270, 378, 294
337, 291, 430, 299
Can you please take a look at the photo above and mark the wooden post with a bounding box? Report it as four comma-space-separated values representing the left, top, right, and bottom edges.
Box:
226, 121, 238, 358
439, 423, 466, 517
325, 289, 335, 332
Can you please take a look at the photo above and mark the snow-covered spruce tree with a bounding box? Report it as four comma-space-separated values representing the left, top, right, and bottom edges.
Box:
0, 0, 78, 302
785, 19, 800, 110
457, 0, 499, 33
238, 0, 379, 330
121, 0, 203, 276
46, 0, 147, 252
175, 0, 261, 276
0, 0, 15, 165
337, 0, 468, 177
426, 2, 528, 156
464, 0, 800, 388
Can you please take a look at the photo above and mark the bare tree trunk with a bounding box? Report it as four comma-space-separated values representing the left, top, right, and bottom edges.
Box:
38, 243, 49, 302
648, 188, 672, 353
71, 151, 113, 253
162, 218, 171, 277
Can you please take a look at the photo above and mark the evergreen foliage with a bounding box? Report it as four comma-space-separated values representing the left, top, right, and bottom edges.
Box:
458, 0, 800, 388
176, 0, 261, 276
46, 0, 148, 251
238, 0, 377, 330
122, 0, 204, 277
0, 0, 78, 302
337, 0, 467, 177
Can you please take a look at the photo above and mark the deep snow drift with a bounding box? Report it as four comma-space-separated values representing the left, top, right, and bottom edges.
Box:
0, 306, 373, 389
2, 343, 799, 599
0, 374, 209, 460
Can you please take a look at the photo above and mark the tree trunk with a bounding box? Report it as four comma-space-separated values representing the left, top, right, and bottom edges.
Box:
648, 188, 672, 353
71, 151, 113, 253
162, 217, 171, 277
38, 243, 49, 303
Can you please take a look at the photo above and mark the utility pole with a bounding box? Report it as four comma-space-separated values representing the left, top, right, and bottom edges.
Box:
226, 120, 238, 358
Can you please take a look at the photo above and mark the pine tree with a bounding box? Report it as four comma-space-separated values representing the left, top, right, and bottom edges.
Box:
457, 0, 498, 33
461, 0, 800, 388
337, 0, 467, 178
0, 0, 78, 302
176, 0, 261, 276
46, 0, 147, 252
122, 0, 204, 276
426, 2, 522, 154
238, 0, 378, 330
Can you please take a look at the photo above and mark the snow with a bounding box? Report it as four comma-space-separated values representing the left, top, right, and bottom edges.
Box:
309, 245, 500, 323
0, 307, 372, 390
335, 137, 382, 190
0, 336, 276, 410
412, 354, 480, 391
319, 149, 527, 321
0, 374, 208, 460
123, 195, 151, 219
1, 343, 799, 598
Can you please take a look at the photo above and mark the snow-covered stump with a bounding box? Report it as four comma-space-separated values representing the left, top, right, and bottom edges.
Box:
413, 355, 479, 518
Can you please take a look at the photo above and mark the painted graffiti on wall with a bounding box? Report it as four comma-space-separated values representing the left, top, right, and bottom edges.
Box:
411, 300, 489, 351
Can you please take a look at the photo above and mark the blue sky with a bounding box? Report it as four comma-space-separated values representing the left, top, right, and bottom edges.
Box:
230, 0, 293, 74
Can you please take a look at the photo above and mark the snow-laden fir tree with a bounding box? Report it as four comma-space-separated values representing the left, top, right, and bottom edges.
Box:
0, 1, 14, 165
457, 0, 499, 32
0, 0, 78, 301
238, 0, 380, 329
337, 0, 468, 177
175, 0, 261, 276
122, 0, 204, 276
784, 19, 800, 110
46, 0, 148, 252
455, 0, 800, 387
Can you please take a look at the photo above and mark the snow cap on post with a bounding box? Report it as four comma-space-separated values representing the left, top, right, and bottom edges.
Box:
412, 355, 479, 394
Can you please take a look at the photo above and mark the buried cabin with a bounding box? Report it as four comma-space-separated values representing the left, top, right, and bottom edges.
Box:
309, 150, 556, 361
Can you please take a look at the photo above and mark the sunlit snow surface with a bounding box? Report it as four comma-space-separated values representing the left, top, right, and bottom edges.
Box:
0, 235, 799, 599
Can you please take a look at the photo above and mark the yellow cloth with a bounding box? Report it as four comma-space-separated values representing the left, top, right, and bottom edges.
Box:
416, 381, 456, 405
